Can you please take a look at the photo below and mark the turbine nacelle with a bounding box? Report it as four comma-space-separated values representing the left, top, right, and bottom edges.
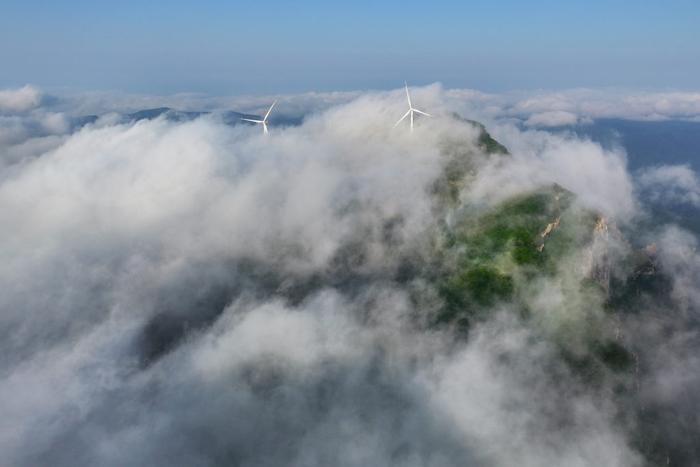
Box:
394, 82, 431, 132
241, 100, 277, 134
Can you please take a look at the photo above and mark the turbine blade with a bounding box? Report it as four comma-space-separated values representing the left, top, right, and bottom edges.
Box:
241, 118, 263, 123
404, 82, 412, 108
394, 109, 411, 128
264, 100, 277, 121
413, 109, 431, 117
263, 122, 269, 134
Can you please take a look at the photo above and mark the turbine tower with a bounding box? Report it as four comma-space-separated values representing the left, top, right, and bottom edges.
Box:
241, 101, 277, 134
394, 82, 431, 132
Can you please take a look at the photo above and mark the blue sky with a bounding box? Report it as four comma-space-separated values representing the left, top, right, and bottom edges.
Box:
1, 0, 699, 94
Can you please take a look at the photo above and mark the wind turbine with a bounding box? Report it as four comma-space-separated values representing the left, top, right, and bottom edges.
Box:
241, 100, 277, 134
394, 82, 431, 132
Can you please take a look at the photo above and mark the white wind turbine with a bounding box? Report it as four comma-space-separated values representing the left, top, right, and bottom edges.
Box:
241, 100, 277, 134
394, 82, 431, 132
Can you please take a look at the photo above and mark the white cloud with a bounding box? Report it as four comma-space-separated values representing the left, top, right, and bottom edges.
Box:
505, 89, 700, 121
0, 85, 698, 466
441, 88, 700, 124
525, 110, 580, 128
6, 84, 700, 124
657, 226, 700, 312
0, 85, 43, 113
637, 164, 700, 206
465, 124, 637, 219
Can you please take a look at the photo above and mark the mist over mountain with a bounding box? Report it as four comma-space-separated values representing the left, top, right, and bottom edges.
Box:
1, 85, 699, 466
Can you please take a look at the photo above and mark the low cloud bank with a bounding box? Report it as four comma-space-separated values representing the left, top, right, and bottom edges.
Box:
0, 85, 43, 113
1, 85, 699, 466
445, 88, 700, 125
524, 110, 581, 127
638, 165, 700, 207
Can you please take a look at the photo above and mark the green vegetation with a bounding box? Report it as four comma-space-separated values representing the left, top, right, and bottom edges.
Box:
440, 265, 513, 310
477, 126, 509, 155
407, 119, 691, 465
433, 187, 573, 327
423, 122, 665, 382
460, 117, 510, 155
432, 120, 509, 206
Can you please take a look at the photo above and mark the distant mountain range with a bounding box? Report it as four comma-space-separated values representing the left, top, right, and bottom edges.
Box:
69, 107, 262, 130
